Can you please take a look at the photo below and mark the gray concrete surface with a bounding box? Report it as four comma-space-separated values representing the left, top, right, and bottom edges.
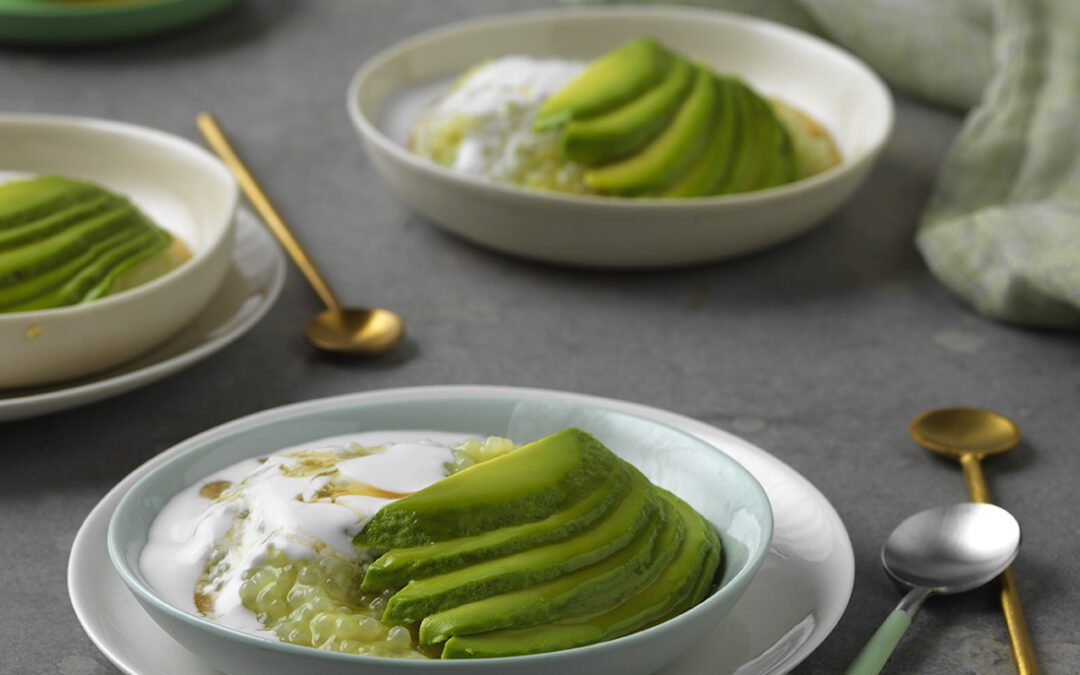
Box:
1, 1, 1077, 673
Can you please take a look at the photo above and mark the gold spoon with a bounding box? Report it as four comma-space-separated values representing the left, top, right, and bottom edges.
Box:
910, 407, 1037, 675
197, 112, 404, 355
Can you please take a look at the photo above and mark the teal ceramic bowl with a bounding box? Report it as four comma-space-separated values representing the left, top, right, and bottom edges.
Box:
0, 0, 237, 47
108, 390, 772, 675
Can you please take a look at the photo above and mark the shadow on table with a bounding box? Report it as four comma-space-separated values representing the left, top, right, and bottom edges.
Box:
410, 143, 936, 314
305, 337, 421, 371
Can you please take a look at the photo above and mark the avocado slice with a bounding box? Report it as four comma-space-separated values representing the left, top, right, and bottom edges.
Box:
532, 38, 674, 132
0, 178, 173, 312
755, 98, 800, 190
6, 224, 168, 312
559, 56, 694, 165
740, 92, 788, 192
361, 461, 631, 591
654, 503, 723, 623
0, 194, 114, 252
0, 174, 101, 229
440, 490, 723, 658
419, 490, 671, 646
584, 64, 717, 195
658, 76, 738, 198
354, 429, 619, 548
382, 464, 657, 625
711, 78, 760, 195
712, 79, 798, 195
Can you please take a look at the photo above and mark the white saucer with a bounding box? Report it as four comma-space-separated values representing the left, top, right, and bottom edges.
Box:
68, 386, 853, 675
0, 207, 286, 423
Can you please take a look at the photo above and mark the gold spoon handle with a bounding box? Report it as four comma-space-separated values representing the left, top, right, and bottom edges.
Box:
1000, 568, 1038, 675
960, 453, 1039, 675
197, 112, 341, 311
959, 453, 992, 503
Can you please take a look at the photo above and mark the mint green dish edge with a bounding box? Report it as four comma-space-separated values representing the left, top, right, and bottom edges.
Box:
0, 0, 238, 46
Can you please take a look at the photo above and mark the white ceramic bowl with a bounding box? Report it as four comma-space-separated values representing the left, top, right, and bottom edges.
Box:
347, 6, 893, 269
0, 115, 237, 389
108, 391, 773, 675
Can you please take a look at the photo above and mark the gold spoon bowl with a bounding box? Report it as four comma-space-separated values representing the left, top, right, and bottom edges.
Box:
910, 407, 1020, 459
197, 112, 405, 356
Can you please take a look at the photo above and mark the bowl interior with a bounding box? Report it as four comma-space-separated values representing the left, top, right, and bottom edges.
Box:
109, 395, 773, 667
354, 7, 892, 177
0, 115, 235, 256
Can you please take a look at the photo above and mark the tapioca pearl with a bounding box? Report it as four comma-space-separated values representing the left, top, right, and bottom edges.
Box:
387, 625, 411, 649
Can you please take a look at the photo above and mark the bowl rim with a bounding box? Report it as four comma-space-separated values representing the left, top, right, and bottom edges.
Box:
106, 389, 774, 668
0, 112, 238, 321
345, 4, 894, 211
0, 0, 225, 19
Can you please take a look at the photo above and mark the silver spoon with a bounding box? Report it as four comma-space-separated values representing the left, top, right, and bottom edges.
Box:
845, 503, 1021, 675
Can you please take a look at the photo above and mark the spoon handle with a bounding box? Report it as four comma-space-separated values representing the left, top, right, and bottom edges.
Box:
961, 454, 1039, 675
843, 610, 912, 675
196, 112, 342, 311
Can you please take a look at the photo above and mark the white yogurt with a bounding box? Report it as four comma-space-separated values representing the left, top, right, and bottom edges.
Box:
412, 56, 586, 185
140, 431, 478, 634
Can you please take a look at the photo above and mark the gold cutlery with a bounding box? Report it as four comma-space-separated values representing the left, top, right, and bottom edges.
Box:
197, 112, 405, 355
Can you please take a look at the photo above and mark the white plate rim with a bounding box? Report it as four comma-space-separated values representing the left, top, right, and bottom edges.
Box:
68, 385, 853, 675
0, 207, 286, 423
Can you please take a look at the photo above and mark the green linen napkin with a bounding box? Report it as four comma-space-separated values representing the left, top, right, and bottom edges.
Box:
573, 0, 1080, 328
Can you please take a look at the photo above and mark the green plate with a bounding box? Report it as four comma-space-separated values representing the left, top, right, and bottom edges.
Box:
0, 0, 237, 46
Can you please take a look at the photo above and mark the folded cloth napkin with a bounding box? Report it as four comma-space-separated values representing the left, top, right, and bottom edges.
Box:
572, 0, 1080, 328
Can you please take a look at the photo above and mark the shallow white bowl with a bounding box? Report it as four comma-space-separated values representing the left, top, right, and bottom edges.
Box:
347, 6, 893, 269
108, 391, 773, 675
0, 115, 237, 388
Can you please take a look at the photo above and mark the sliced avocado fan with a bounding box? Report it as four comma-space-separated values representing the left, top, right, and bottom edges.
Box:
535, 39, 802, 198
354, 428, 619, 548
360, 461, 632, 591
440, 490, 720, 658
584, 64, 717, 195
560, 56, 695, 165
532, 38, 675, 132
354, 428, 723, 658
0, 175, 179, 312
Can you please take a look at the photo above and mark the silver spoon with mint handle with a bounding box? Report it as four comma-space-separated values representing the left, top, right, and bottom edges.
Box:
845, 502, 1021, 675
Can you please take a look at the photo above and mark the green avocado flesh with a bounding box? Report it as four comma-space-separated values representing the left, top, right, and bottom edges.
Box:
659, 77, 738, 198
382, 465, 656, 624
355, 429, 724, 658
560, 56, 694, 165
441, 490, 719, 658
420, 492, 682, 645
0, 175, 183, 312
361, 462, 631, 591
540, 39, 800, 197
532, 38, 674, 132
354, 428, 618, 548
585, 65, 717, 194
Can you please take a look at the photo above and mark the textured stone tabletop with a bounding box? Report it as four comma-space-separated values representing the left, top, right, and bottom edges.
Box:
1, 1, 1077, 674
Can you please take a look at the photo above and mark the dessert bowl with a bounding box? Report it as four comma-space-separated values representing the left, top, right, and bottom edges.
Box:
108, 392, 773, 675
346, 6, 893, 269
0, 114, 237, 389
